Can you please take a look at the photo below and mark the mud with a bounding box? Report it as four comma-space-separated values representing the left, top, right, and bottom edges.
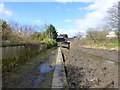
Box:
61, 43, 118, 88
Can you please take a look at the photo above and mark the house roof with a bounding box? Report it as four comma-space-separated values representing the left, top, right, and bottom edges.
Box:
57, 36, 64, 38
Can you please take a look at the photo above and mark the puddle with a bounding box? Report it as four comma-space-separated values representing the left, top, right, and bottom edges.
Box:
104, 60, 114, 64
39, 63, 54, 73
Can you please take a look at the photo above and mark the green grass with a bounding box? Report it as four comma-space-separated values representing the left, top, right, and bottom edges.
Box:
25, 68, 33, 71
96, 42, 120, 48
25, 62, 33, 65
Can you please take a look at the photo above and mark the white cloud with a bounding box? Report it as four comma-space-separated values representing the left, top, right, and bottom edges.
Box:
57, 28, 86, 37
0, 3, 12, 16
35, 20, 41, 23
58, 0, 118, 37
75, 0, 118, 29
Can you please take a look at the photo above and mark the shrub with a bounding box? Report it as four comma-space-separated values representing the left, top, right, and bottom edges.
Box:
42, 39, 57, 48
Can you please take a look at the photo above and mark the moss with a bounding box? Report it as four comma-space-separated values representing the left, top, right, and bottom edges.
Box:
17, 53, 27, 63
2, 56, 16, 72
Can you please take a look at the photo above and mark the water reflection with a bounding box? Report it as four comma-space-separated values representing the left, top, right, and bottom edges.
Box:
39, 63, 54, 73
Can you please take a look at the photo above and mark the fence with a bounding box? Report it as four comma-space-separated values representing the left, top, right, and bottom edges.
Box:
1, 42, 47, 72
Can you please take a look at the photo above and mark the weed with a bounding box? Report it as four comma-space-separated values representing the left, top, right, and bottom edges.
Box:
64, 64, 68, 68
25, 68, 32, 71
63, 84, 70, 88
25, 62, 33, 65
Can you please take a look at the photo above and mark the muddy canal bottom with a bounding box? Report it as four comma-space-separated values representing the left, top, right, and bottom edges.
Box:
33, 53, 56, 88
62, 48, 118, 88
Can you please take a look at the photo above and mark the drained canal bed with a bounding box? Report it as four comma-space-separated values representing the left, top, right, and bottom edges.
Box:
33, 49, 57, 88
33, 62, 55, 88
61, 47, 118, 88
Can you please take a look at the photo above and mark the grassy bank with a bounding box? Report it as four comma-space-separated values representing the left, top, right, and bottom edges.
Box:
82, 42, 119, 50
96, 42, 120, 47
74, 38, 119, 50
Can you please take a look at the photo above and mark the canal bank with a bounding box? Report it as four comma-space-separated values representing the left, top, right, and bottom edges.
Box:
2, 47, 57, 88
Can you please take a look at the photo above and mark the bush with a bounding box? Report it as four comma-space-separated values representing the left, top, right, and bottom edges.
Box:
42, 39, 57, 48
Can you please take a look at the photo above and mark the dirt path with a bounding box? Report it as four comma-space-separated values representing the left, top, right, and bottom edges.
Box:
2, 47, 57, 88
61, 43, 118, 88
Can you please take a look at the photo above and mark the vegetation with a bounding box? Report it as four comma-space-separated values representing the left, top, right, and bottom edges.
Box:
1, 20, 40, 44
86, 27, 109, 43
32, 24, 58, 46
74, 26, 118, 49
1, 21, 13, 40
106, 2, 119, 30
45, 24, 58, 39
96, 42, 120, 47
1, 19, 58, 46
1, 19, 58, 72
59, 34, 68, 38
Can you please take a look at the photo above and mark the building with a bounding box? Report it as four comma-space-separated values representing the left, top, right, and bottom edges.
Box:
56, 36, 65, 42
106, 31, 117, 37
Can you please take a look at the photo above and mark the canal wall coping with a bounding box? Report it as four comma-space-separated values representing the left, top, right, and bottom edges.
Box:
52, 47, 68, 88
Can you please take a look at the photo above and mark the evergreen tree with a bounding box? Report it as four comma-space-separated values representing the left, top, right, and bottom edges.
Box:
59, 34, 68, 38
1, 21, 13, 40
45, 24, 58, 39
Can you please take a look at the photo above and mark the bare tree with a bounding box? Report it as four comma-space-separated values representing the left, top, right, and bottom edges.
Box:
107, 1, 120, 30
86, 27, 109, 43
75, 32, 84, 39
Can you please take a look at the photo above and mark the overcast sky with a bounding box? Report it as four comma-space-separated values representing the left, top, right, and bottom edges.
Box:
0, 0, 119, 37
